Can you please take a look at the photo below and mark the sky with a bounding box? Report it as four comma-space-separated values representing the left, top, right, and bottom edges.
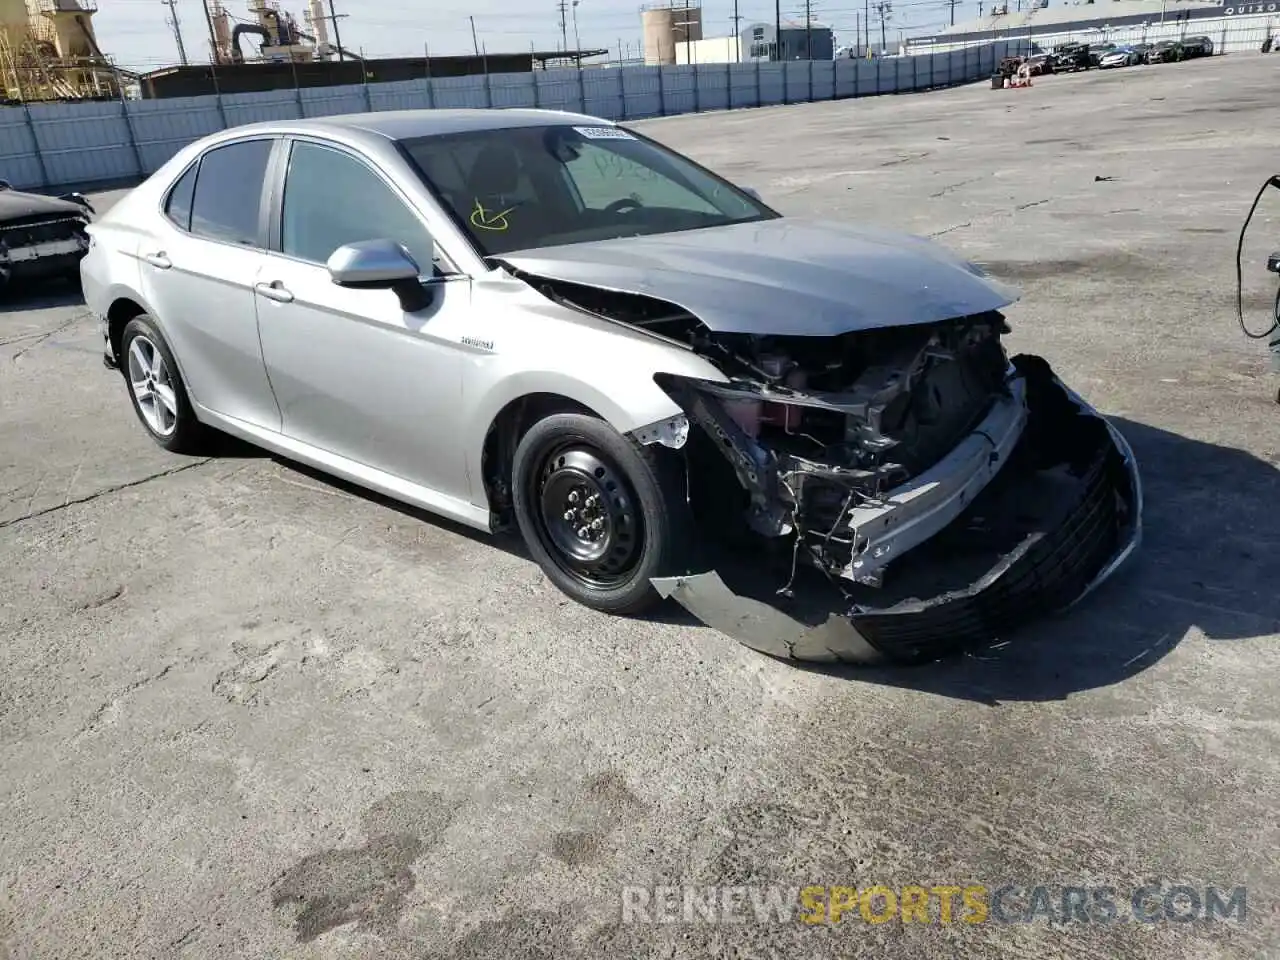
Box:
96, 0, 982, 72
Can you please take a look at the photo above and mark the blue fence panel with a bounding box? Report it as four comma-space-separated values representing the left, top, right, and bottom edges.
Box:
368, 79, 434, 112
757, 62, 785, 105
582, 69, 624, 120
490, 73, 537, 108
694, 64, 730, 112
220, 89, 303, 126
621, 67, 663, 120
535, 68, 585, 113
128, 97, 224, 173
299, 83, 369, 117
811, 61, 836, 100
661, 65, 696, 114
0, 108, 45, 189
28, 101, 136, 185
728, 62, 760, 109
834, 58, 858, 98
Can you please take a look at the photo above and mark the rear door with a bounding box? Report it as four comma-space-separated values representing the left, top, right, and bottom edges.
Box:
138, 136, 282, 431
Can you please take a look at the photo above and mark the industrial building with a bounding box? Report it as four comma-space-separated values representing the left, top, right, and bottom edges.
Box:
904, 0, 1277, 53
649, 2, 837, 65
0, 0, 119, 103
135, 0, 605, 100
642, 2, 704, 64
137, 49, 608, 99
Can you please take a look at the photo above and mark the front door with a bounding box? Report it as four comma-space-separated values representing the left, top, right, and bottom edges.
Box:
254, 138, 471, 502
139, 137, 281, 431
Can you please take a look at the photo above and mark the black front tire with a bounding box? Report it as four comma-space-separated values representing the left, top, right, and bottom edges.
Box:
512, 412, 692, 616
120, 314, 210, 455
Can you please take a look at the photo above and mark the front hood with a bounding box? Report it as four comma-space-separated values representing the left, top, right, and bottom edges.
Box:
499, 218, 1020, 337
0, 190, 87, 222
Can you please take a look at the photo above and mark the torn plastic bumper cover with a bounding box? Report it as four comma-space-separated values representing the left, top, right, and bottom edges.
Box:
652, 356, 1143, 664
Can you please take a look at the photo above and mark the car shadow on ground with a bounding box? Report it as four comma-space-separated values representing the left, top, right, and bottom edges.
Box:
787, 416, 1280, 703
0, 281, 84, 312
259, 416, 1280, 701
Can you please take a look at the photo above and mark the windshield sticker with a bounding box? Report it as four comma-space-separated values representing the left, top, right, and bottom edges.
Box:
470, 199, 514, 232
573, 126, 636, 141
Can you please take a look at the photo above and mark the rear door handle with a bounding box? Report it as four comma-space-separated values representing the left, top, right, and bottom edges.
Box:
255, 280, 294, 303
142, 251, 171, 269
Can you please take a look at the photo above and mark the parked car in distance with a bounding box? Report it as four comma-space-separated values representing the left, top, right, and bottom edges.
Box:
1147, 40, 1184, 62
1180, 35, 1214, 57
79, 109, 1142, 665
1025, 53, 1055, 74
1098, 45, 1142, 68
0, 179, 94, 292
1052, 41, 1093, 71
1088, 42, 1118, 66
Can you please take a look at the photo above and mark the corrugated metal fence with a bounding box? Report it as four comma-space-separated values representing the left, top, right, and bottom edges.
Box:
0, 40, 1023, 192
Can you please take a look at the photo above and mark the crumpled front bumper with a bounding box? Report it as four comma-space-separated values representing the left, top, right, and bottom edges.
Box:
652, 361, 1143, 665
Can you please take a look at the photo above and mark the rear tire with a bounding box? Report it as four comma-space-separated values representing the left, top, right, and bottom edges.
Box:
120, 315, 210, 455
512, 412, 692, 616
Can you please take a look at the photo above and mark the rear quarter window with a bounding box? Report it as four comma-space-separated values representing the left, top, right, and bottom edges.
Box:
188, 139, 274, 247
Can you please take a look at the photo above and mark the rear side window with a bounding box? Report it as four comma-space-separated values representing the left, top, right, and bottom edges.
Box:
189, 139, 274, 247
164, 163, 197, 230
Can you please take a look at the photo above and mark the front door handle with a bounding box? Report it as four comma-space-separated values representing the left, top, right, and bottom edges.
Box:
142, 251, 171, 269
255, 280, 294, 303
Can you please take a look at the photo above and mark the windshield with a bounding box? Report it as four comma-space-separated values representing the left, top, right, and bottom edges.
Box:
398, 123, 777, 256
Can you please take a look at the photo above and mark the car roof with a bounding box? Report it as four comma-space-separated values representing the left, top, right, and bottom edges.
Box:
225, 108, 609, 144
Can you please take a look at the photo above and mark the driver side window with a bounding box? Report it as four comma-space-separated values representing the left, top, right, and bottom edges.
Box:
562, 142, 720, 215
280, 140, 437, 273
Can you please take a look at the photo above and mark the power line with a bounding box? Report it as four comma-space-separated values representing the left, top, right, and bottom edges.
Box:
160, 0, 187, 65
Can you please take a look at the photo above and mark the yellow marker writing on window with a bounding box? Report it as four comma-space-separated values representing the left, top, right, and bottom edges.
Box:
471, 199, 515, 232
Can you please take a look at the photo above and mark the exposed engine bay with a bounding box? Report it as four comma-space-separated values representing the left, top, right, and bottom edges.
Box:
523, 271, 1027, 588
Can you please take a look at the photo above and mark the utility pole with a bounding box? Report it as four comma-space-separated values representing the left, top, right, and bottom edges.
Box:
864, 0, 870, 55
805, 0, 812, 58
326, 0, 347, 62
162, 0, 189, 65
875, 0, 891, 54
201, 0, 218, 63
557, 0, 569, 51
731, 0, 741, 61
470, 15, 480, 55
774, 0, 782, 60
948, 0, 960, 25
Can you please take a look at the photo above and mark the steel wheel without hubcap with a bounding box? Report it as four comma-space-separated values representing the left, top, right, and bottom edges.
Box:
127, 334, 178, 438
534, 445, 642, 589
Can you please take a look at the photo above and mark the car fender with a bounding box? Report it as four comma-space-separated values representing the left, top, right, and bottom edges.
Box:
460, 290, 729, 508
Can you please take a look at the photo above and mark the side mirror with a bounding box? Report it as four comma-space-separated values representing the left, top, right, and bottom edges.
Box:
327, 238, 432, 312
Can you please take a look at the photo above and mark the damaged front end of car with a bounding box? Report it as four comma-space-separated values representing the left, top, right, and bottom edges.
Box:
644, 317, 1142, 664
505, 238, 1141, 665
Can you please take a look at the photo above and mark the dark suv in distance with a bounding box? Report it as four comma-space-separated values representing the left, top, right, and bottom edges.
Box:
1146, 39, 1185, 62
1180, 35, 1214, 58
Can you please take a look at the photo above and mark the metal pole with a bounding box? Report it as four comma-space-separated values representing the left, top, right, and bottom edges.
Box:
328, 0, 345, 61
201, 0, 218, 63
775, 0, 782, 60
733, 0, 741, 61
470, 15, 480, 55
163, 0, 189, 66
865, 0, 871, 54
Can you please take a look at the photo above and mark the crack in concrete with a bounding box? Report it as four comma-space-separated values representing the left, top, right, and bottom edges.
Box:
8, 310, 93, 361
78, 664, 175, 738
930, 176, 985, 198
0, 459, 212, 531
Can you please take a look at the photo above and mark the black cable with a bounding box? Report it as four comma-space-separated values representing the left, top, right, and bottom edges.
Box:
1235, 174, 1280, 340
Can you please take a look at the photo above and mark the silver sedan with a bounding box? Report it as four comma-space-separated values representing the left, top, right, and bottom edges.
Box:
81, 109, 1141, 664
